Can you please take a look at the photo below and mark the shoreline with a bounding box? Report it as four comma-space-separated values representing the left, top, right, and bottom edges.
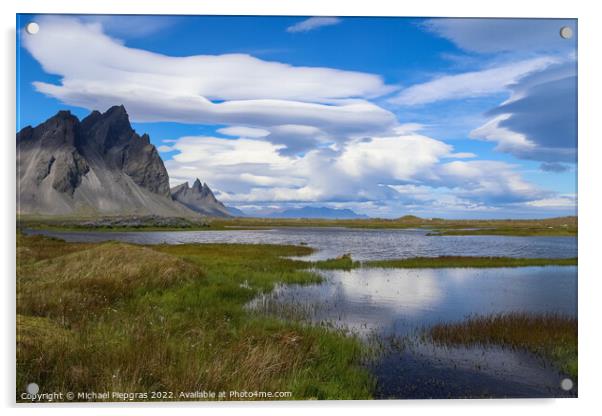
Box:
17, 215, 578, 237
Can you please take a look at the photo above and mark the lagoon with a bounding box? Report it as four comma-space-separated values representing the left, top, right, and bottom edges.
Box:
25, 227, 577, 261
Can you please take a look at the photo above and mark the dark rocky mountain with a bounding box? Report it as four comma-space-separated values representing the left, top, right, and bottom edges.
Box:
266, 206, 369, 219
17, 106, 198, 217
171, 179, 236, 217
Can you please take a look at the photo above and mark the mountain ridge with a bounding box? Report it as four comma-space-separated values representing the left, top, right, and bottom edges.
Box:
170, 179, 233, 217
18, 106, 209, 217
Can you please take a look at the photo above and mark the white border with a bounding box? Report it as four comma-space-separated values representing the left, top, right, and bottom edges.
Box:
2, 1, 601, 415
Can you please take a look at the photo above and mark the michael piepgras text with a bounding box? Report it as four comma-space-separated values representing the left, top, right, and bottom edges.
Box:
20, 389, 293, 402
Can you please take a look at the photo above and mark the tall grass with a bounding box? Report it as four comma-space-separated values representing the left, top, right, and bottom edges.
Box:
310, 256, 577, 270
427, 313, 577, 378
16, 234, 374, 401
364, 256, 577, 269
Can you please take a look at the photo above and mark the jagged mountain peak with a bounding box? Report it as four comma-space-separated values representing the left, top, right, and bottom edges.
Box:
170, 178, 231, 217
17, 106, 195, 217
192, 178, 203, 192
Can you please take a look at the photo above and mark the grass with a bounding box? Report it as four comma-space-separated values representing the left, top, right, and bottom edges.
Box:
16, 233, 374, 401
362, 256, 577, 269
427, 313, 578, 379
19, 215, 577, 237
427, 228, 576, 237
310, 255, 577, 270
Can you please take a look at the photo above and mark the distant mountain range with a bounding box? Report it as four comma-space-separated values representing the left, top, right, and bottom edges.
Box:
264, 206, 369, 219
16, 106, 232, 218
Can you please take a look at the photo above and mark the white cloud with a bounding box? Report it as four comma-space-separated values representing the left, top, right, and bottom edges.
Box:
163, 131, 547, 212
393, 123, 427, 134
336, 135, 452, 180
286, 17, 341, 33
434, 160, 546, 203
157, 145, 174, 152
445, 152, 477, 159
470, 114, 536, 154
217, 126, 269, 138
23, 16, 397, 154
422, 18, 577, 54
526, 195, 576, 208
390, 57, 557, 106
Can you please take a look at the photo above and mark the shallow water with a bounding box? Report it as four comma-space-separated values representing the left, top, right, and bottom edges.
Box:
252, 266, 577, 398
26, 227, 577, 261
257, 266, 577, 336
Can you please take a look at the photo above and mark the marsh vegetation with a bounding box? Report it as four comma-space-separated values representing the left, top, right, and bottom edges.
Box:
16, 230, 578, 400
427, 313, 578, 379
17, 233, 374, 401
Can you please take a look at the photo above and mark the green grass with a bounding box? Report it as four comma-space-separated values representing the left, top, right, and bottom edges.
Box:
19, 215, 577, 236
428, 228, 576, 237
427, 313, 578, 379
309, 255, 576, 270
362, 256, 577, 269
16, 234, 374, 401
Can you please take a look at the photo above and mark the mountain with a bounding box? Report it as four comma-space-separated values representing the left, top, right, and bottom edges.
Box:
225, 206, 248, 217
171, 179, 233, 218
17, 106, 197, 217
267, 206, 369, 219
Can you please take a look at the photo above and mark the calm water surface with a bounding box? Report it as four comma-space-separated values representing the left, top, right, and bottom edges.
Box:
252, 266, 577, 398
26, 227, 577, 261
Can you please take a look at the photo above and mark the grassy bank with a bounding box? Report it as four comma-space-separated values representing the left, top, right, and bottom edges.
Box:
17, 233, 374, 401
19, 215, 577, 237
427, 313, 578, 379
311, 255, 577, 270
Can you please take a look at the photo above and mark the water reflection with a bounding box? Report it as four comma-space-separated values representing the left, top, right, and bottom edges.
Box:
253, 266, 578, 398
263, 266, 577, 336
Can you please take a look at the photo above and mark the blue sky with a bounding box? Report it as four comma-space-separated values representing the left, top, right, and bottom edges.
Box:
16, 14, 577, 218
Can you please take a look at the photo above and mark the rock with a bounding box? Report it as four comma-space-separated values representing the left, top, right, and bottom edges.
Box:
51, 150, 89, 195
17, 105, 198, 217
171, 179, 232, 217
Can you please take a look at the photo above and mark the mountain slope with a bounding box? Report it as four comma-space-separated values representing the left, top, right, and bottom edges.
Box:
17, 106, 197, 217
171, 179, 233, 217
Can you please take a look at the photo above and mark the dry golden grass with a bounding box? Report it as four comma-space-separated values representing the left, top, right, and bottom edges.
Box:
18, 242, 201, 324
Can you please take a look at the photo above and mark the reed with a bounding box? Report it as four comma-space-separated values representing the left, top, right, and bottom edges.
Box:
427, 313, 577, 378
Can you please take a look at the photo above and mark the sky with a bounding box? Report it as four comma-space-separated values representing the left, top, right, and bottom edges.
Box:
16, 14, 578, 219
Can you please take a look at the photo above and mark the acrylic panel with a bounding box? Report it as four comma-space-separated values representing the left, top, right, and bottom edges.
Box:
16, 14, 578, 402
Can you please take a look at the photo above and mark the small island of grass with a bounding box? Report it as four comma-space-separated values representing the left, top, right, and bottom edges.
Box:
427, 313, 577, 379
312, 255, 577, 270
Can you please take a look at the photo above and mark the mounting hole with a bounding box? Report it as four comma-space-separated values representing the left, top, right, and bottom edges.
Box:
26, 382, 39, 395
560, 26, 573, 39
560, 378, 574, 391
25, 22, 39, 35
